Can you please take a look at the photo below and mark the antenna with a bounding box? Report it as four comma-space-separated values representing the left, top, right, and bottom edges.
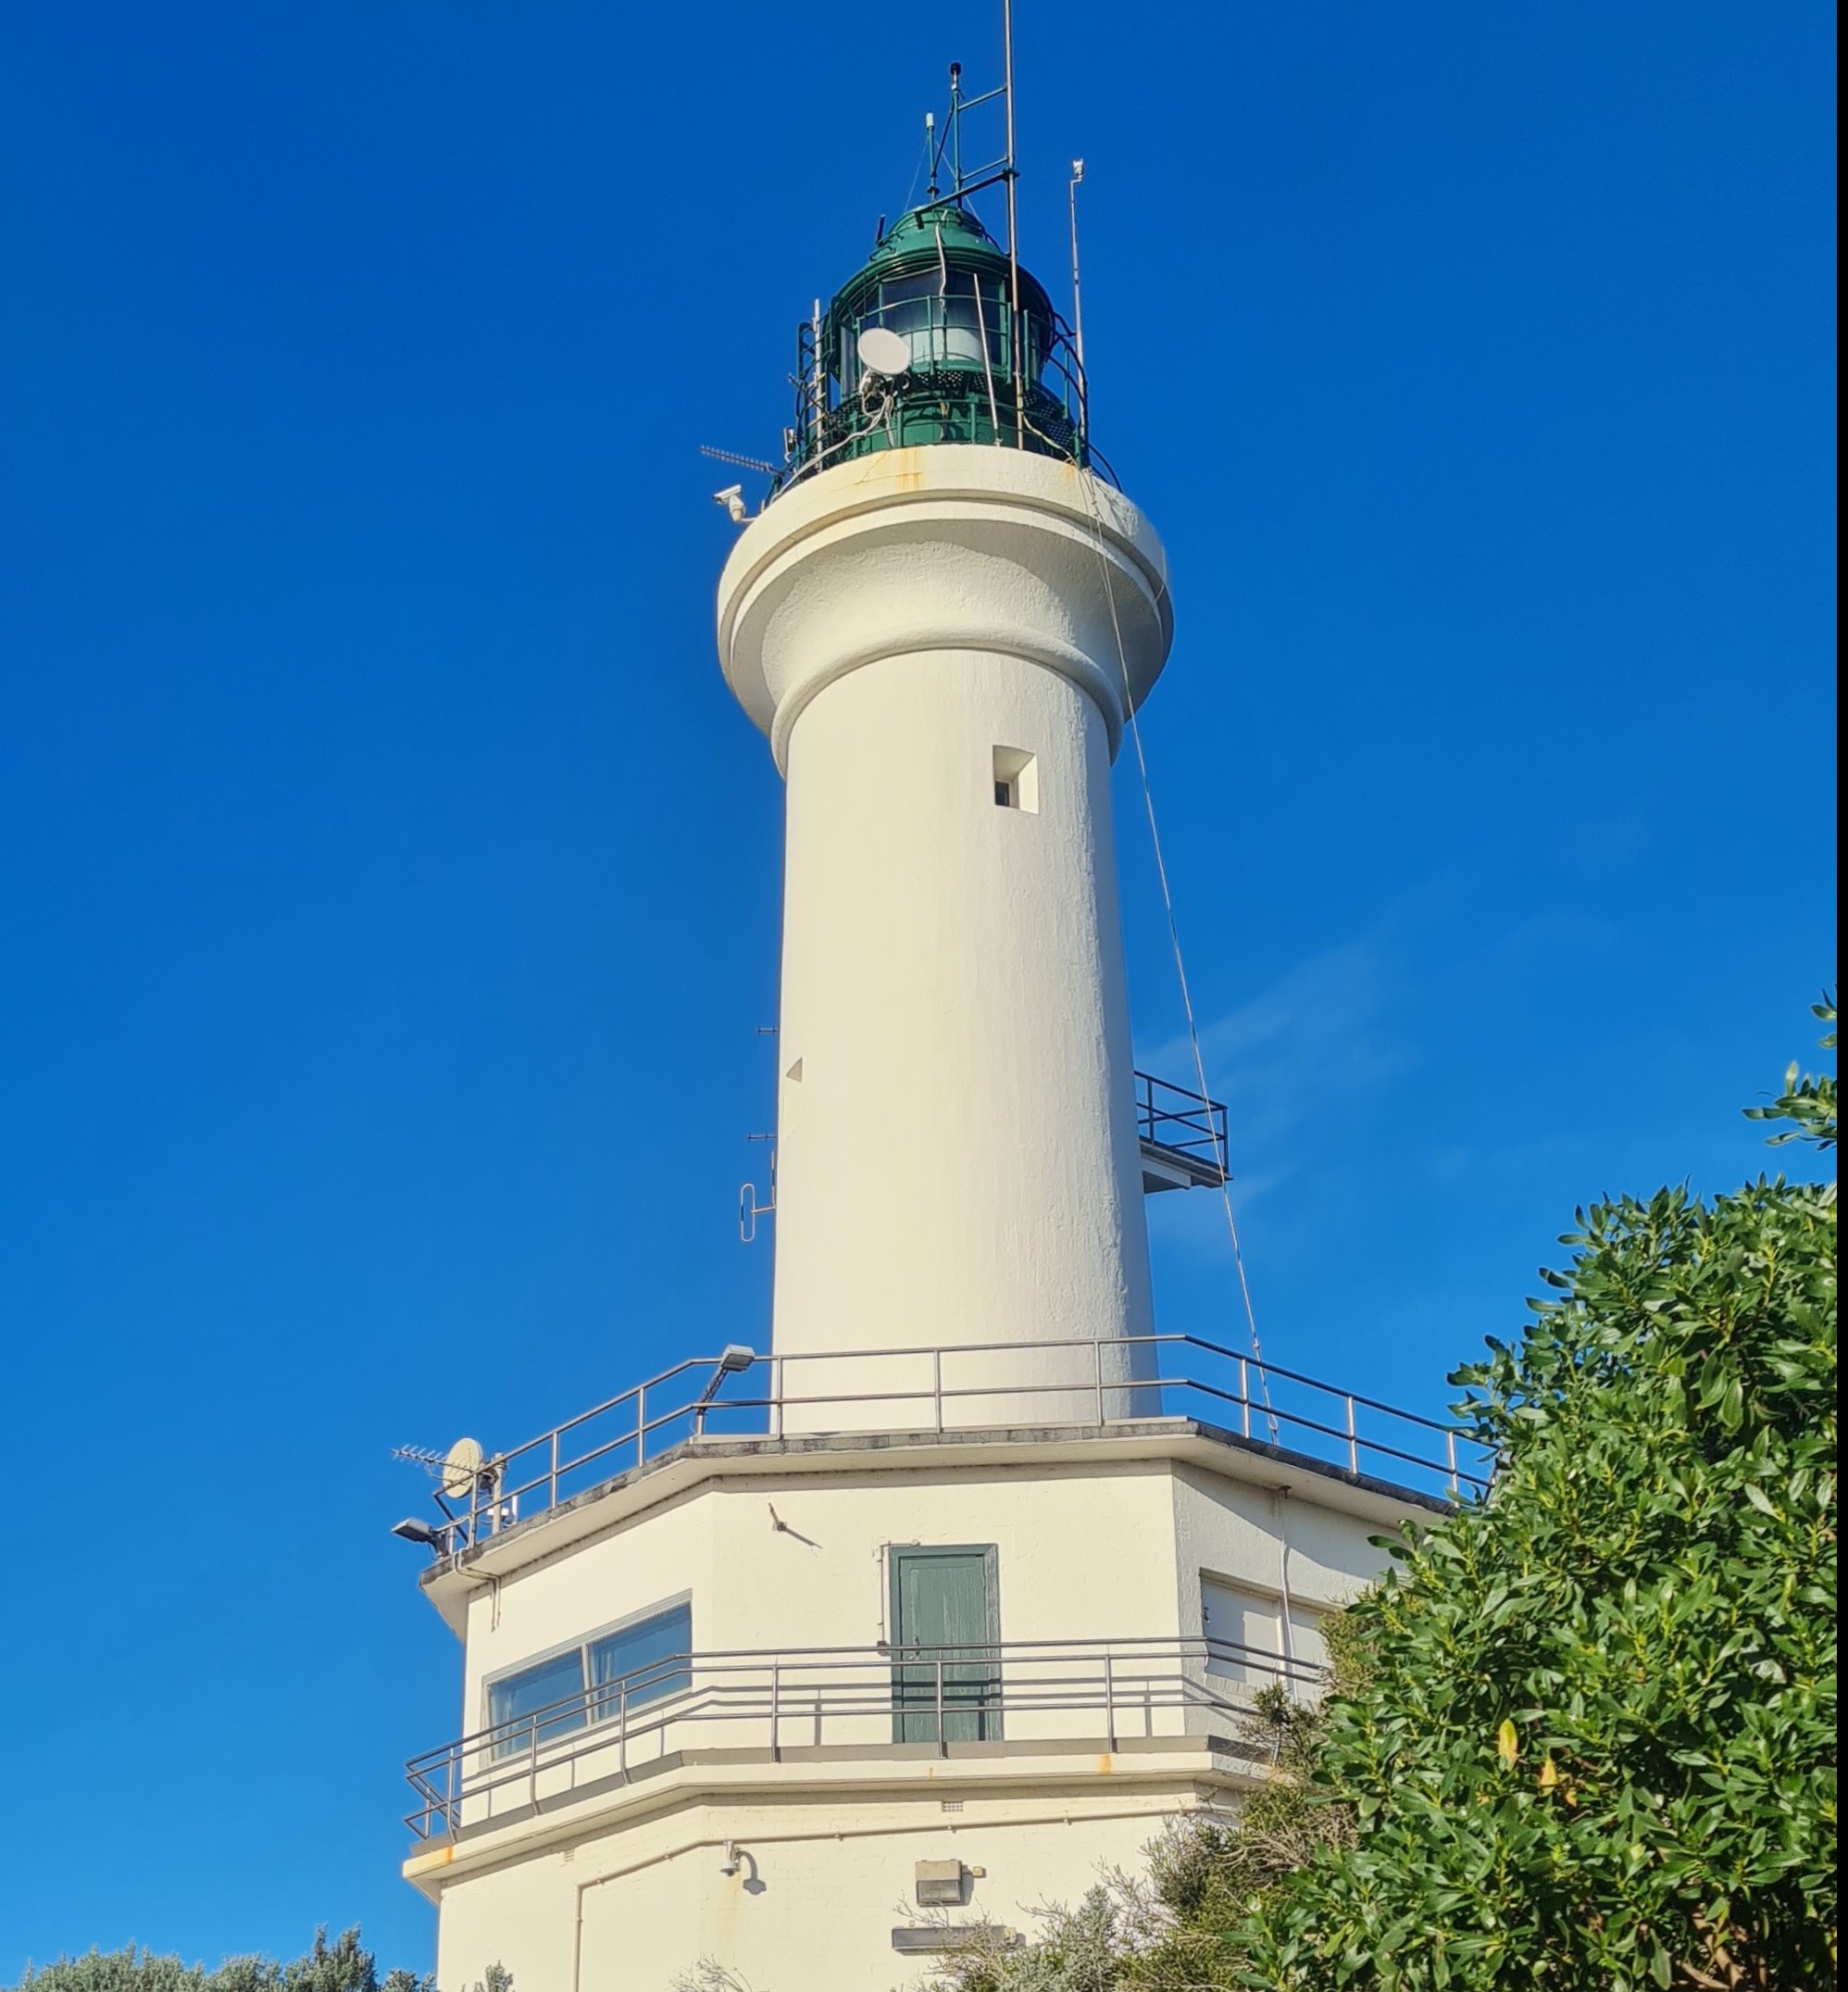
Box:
390, 1443, 448, 1475
1068, 159, 1087, 373
700, 444, 780, 476
1002, 0, 1023, 449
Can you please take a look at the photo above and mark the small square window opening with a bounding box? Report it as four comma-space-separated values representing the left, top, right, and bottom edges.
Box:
992, 746, 1039, 812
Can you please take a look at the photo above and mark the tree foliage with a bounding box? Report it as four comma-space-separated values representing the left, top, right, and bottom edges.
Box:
919, 1005, 1837, 1992
6, 1935, 508, 1992
918, 1676, 1358, 1992
1246, 1004, 1837, 1990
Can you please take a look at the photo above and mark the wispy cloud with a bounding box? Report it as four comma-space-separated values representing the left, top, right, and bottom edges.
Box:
1139, 930, 1416, 1228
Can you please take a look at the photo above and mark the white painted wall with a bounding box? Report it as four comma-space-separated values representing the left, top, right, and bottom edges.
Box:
423, 1448, 1410, 1988
716, 449, 1173, 1425
457, 1461, 1186, 1735
434, 1792, 1191, 1992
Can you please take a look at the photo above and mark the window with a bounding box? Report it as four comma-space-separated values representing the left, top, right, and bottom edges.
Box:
486, 1598, 692, 1760
992, 746, 1038, 813
487, 1647, 586, 1757
1201, 1576, 1284, 1686
1201, 1575, 1326, 1692
591, 1603, 693, 1717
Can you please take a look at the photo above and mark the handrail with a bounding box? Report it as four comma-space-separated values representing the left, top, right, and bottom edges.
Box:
403, 1633, 1321, 1842
1135, 1069, 1230, 1171
424, 1331, 1490, 1560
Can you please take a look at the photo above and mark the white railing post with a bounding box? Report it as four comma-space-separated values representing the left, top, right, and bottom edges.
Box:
1241, 1357, 1251, 1439
635, 1384, 647, 1469
936, 1657, 948, 1758
1346, 1395, 1359, 1475
1103, 1649, 1117, 1750
933, 1347, 944, 1434
1093, 1337, 1105, 1425
1447, 1428, 1459, 1497
618, 1683, 629, 1780
770, 1660, 781, 1760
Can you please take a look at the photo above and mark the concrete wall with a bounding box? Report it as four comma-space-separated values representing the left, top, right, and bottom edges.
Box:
715, 449, 1174, 1423
458, 1460, 1185, 1736
770, 649, 1153, 1423
426, 1450, 1406, 1990
434, 1791, 1194, 1992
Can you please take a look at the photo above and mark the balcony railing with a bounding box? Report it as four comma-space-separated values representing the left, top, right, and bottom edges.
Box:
1135, 1070, 1230, 1187
405, 1633, 1317, 1842
414, 1334, 1490, 1560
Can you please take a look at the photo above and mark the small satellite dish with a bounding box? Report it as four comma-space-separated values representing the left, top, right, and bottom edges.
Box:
856, 327, 912, 378
442, 1436, 485, 1500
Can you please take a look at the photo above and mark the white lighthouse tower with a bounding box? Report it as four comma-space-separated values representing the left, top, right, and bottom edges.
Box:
719, 205, 1171, 1424
396, 102, 1475, 1992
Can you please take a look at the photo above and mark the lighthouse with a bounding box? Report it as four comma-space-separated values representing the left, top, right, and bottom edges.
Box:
719, 200, 1171, 1428
396, 119, 1476, 1992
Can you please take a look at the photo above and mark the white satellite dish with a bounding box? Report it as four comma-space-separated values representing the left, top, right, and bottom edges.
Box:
856, 326, 912, 378
442, 1436, 486, 1500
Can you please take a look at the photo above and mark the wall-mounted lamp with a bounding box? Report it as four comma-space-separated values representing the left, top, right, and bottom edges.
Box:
390, 1517, 445, 1551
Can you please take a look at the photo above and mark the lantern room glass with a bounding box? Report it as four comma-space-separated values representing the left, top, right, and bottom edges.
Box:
840, 272, 1047, 393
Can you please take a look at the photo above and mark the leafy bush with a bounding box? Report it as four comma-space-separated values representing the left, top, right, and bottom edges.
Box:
918, 1002, 1837, 1992
1247, 1002, 1837, 1990
917, 1677, 1359, 1992
6, 1934, 509, 1992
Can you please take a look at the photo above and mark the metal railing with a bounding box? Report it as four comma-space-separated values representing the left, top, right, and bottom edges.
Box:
421, 1336, 1488, 1560
405, 1633, 1317, 1842
1135, 1070, 1230, 1174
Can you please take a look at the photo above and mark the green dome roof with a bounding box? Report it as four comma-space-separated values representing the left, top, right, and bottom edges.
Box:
828, 200, 1055, 332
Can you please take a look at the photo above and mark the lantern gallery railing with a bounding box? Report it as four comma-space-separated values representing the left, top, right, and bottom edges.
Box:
404, 1634, 1318, 1843
413, 1336, 1490, 1560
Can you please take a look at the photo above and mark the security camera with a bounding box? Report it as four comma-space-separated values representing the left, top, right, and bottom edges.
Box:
711, 484, 747, 523
718, 1840, 742, 1877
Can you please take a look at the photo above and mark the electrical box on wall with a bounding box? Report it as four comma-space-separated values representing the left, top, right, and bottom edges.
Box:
915, 1859, 968, 1906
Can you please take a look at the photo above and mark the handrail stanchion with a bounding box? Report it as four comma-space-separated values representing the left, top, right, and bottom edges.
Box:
1446, 1428, 1459, 1497
528, 1722, 538, 1811
933, 1347, 944, 1434
1241, 1357, 1251, 1440
1093, 1337, 1105, 1425
936, 1657, 948, 1759
550, 1426, 560, 1512
770, 1660, 781, 1760
771, 1357, 784, 1440
1346, 1395, 1359, 1475
1104, 1649, 1117, 1750
635, 1384, 646, 1469
618, 1682, 629, 1780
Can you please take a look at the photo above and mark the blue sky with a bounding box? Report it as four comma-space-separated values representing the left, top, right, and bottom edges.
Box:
0, 0, 1834, 1973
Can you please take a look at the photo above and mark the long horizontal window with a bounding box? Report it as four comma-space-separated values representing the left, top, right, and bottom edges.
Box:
487, 1599, 692, 1760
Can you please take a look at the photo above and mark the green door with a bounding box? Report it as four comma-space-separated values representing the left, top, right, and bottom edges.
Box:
890, 1545, 1001, 1744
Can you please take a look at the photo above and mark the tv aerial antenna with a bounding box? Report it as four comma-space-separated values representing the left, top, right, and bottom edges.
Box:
700, 443, 780, 476
391, 1435, 494, 1506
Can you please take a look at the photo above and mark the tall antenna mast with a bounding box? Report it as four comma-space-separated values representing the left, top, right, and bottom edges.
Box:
1002, 0, 1024, 450
1068, 159, 1087, 371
